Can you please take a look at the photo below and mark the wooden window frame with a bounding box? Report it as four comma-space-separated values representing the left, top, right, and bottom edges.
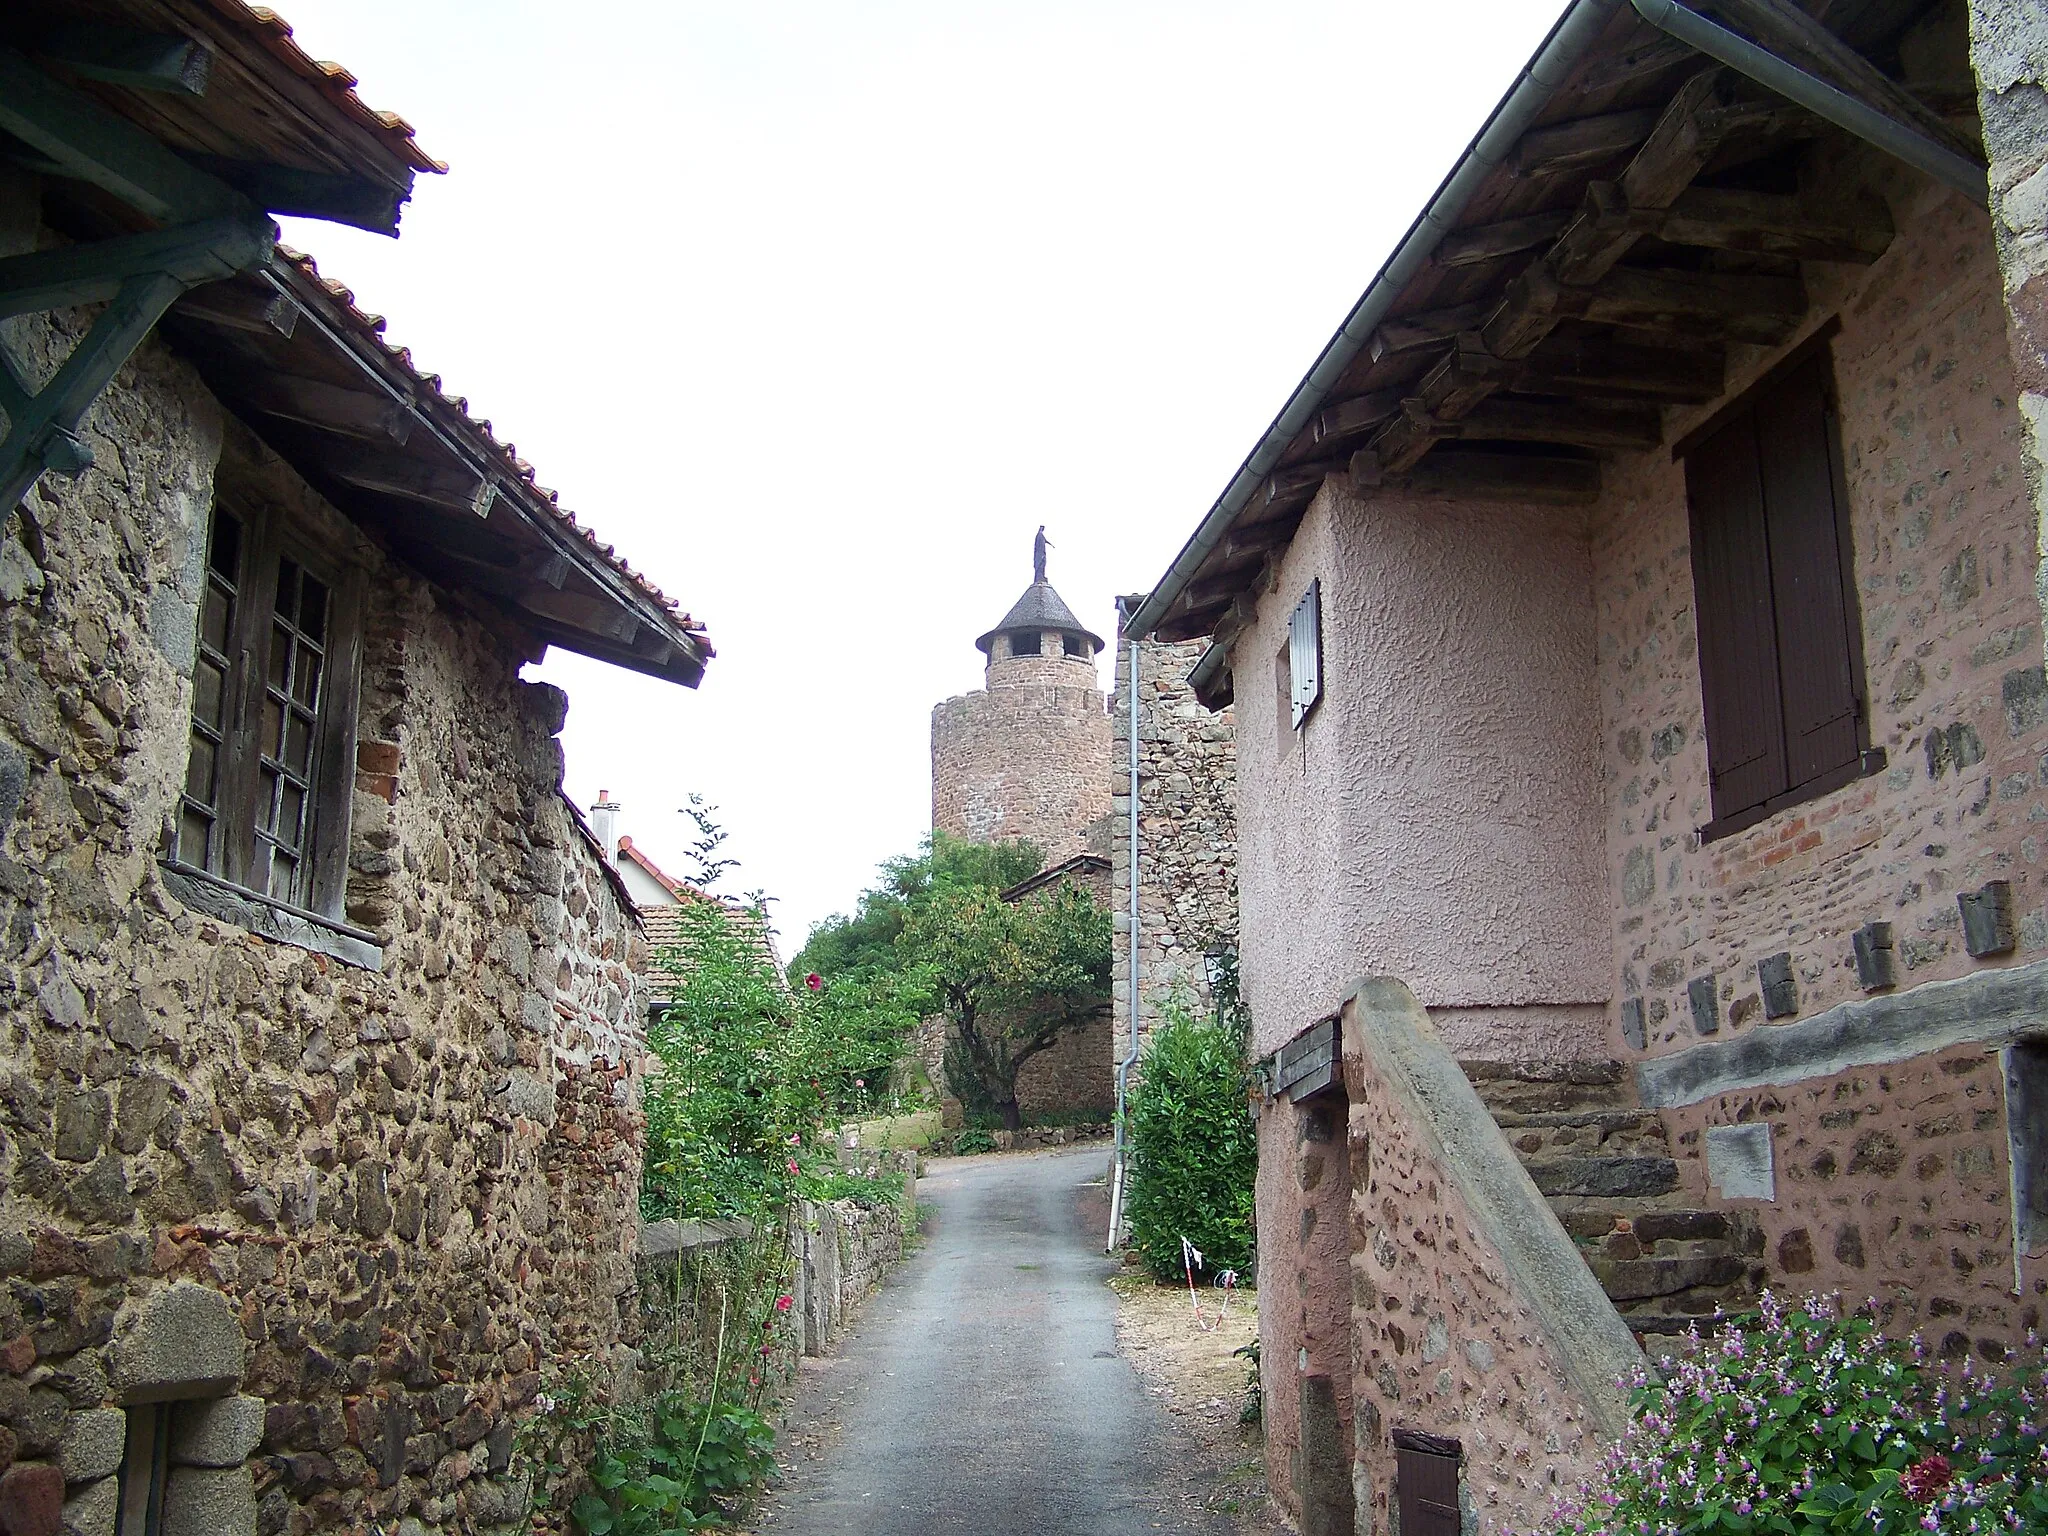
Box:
1678, 322, 1880, 843
163, 488, 366, 929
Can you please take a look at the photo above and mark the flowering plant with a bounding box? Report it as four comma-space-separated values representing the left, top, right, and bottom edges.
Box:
1540, 1293, 2048, 1536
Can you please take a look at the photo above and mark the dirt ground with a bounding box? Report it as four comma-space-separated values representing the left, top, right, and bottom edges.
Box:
1108, 1265, 1283, 1534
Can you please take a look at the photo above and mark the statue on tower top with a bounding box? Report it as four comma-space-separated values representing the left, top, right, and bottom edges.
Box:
1033, 525, 1050, 584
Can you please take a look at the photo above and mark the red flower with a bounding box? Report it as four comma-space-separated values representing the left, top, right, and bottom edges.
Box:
775, 1294, 794, 1312
1902, 1453, 1953, 1504
805, 972, 823, 991
786, 1159, 800, 1174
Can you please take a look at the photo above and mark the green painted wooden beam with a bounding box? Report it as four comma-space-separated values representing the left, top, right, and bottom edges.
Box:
183, 156, 406, 237
0, 270, 186, 508
0, 48, 245, 222
0, 214, 273, 320
35, 26, 214, 96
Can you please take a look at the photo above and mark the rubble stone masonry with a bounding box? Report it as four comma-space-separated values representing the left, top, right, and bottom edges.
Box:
1110, 637, 1237, 1068
0, 176, 645, 1536
1596, 160, 2048, 1328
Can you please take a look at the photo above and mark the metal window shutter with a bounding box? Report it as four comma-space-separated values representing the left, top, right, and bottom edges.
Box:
1755, 354, 1861, 791
1686, 409, 1788, 821
1290, 580, 1322, 728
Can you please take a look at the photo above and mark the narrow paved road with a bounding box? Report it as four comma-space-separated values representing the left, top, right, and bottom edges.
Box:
755, 1145, 1237, 1536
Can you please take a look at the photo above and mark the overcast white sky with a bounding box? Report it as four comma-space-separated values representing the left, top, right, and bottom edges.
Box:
271, 0, 1561, 948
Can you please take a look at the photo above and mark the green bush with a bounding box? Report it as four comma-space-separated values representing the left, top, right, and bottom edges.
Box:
1538, 1292, 2048, 1535
1122, 998, 1256, 1282
568, 1389, 775, 1533
951, 1128, 997, 1155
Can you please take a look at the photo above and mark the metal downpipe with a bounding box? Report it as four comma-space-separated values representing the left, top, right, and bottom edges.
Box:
1107, 635, 1143, 1253
1628, 0, 1987, 204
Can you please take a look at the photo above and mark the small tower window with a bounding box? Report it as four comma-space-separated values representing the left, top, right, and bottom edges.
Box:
1063, 633, 1088, 658
1010, 632, 1042, 659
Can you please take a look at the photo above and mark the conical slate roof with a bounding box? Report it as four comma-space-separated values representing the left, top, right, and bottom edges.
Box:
976, 579, 1104, 655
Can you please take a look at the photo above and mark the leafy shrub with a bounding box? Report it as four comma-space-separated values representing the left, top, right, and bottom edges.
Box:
1122, 996, 1256, 1282
802, 1168, 909, 1210
569, 1390, 774, 1533
1540, 1292, 2048, 1536
951, 1128, 997, 1155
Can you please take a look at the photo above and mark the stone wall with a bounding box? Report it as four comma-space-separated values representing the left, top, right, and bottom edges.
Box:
1110, 636, 1238, 1079
930, 657, 1110, 862
0, 176, 646, 1536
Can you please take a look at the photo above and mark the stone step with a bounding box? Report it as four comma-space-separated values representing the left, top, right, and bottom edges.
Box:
1497, 1111, 1671, 1159
1589, 1252, 1749, 1301
1464, 1060, 1638, 1117
1522, 1155, 1680, 1199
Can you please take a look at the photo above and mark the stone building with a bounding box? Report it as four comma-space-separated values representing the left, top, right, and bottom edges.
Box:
930, 535, 1111, 861
1107, 622, 1238, 1095
0, 10, 711, 1535
922, 537, 1114, 1124
1124, 2, 2048, 1531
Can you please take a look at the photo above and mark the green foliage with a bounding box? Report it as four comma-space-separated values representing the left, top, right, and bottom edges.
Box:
1122, 995, 1256, 1283
907, 879, 1112, 1130
567, 1390, 774, 1534
1234, 1339, 1262, 1426
951, 1128, 997, 1155
642, 898, 924, 1220
801, 1168, 909, 1210
790, 831, 1044, 982
1538, 1293, 2048, 1536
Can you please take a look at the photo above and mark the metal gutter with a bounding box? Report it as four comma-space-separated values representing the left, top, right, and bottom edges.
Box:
1108, 627, 1144, 1252
1124, 0, 1623, 641
1628, 0, 1987, 204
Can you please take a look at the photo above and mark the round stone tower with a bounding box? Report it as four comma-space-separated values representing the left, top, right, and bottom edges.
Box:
931, 531, 1111, 858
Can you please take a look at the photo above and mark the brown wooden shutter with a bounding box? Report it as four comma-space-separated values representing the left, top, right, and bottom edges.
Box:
1755, 354, 1861, 791
1394, 1432, 1461, 1536
1687, 412, 1787, 821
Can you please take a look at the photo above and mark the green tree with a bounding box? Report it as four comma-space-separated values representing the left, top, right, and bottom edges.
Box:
901, 880, 1112, 1130
789, 831, 1043, 983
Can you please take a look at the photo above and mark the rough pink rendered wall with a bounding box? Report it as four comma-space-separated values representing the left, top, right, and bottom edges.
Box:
1233, 488, 1609, 1063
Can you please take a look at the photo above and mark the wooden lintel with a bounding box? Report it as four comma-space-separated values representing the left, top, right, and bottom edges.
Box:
1311, 390, 1402, 445
227, 369, 412, 445
1371, 302, 1494, 360
1651, 185, 1894, 262
1397, 450, 1601, 506
1435, 211, 1572, 268
1512, 108, 1662, 176
1515, 337, 1725, 402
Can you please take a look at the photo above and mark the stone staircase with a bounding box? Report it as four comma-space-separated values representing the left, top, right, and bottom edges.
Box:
1462, 1060, 1761, 1340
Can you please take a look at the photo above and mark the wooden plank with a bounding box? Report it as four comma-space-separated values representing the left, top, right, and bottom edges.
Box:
1651, 185, 1894, 262
0, 47, 244, 222
1262, 461, 1344, 510
217, 369, 412, 444
0, 215, 271, 320
300, 438, 487, 510
35, 26, 213, 96
1443, 395, 1663, 450
1516, 337, 1725, 402
1312, 391, 1402, 445
174, 282, 300, 337
1400, 449, 1601, 505
1618, 68, 1739, 211
1371, 302, 1494, 359
1435, 211, 1572, 268
1702, 0, 1985, 166
1581, 265, 1808, 345
184, 155, 407, 236
1512, 108, 1662, 175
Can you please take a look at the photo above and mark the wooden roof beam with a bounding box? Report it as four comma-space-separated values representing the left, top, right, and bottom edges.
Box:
1311, 390, 1403, 447
227, 369, 414, 445
1435, 211, 1573, 269
1512, 108, 1662, 175
1515, 336, 1724, 401
1416, 395, 1664, 451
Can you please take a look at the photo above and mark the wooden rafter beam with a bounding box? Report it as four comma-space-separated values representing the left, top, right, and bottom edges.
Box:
1512, 109, 1662, 175
224, 369, 414, 445
1420, 395, 1664, 451
1697, 0, 1984, 167
1645, 183, 1893, 262
1515, 336, 1724, 402
298, 437, 491, 512
1370, 302, 1495, 360
34, 26, 213, 96
1311, 390, 1403, 447
1435, 211, 1573, 269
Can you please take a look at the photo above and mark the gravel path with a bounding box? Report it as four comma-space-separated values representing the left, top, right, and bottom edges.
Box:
749, 1145, 1238, 1536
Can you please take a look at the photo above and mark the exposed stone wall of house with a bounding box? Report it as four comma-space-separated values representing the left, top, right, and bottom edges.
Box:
1011, 1005, 1113, 1120
930, 658, 1110, 861
1599, 166, 2045, 1054
0, 178, 646, 1536
1110, 637, 1238, 1080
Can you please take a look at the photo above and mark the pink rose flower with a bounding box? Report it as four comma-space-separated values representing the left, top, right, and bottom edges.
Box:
775, 1295, 794, 1313
805, 973, 823, 991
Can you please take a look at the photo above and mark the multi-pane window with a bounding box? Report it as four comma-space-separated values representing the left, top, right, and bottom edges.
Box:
1682, 335, 1869, 837
167, 495, 360, 918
